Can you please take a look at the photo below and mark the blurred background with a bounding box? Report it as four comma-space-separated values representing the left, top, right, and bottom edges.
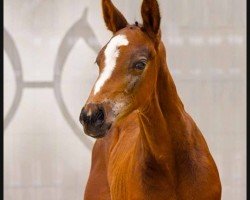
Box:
4, 0, 246, 199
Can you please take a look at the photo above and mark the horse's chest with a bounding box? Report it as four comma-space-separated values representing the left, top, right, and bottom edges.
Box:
108, 161, 143, 199
107, 150, 174, 200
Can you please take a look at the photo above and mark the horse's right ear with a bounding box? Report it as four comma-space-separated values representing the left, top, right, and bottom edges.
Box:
102, 0, 128, 34
141, 0, 161, 45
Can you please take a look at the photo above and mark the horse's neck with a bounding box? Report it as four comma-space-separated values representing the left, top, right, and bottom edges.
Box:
156, 61, 188, 130
138, 50, 190, 168
138, 90, 172, 157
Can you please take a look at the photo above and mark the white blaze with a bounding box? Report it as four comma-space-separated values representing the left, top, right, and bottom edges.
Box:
94, 35, 129, 95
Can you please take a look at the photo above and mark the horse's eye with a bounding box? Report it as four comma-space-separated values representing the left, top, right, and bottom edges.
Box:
134, 60, 147, 70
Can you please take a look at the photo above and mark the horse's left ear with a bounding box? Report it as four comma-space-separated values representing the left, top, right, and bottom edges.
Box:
141, 0, 161, 45
102, 0, 128, 34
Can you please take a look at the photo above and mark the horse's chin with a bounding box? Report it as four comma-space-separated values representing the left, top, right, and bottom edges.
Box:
84, 123, 112, 139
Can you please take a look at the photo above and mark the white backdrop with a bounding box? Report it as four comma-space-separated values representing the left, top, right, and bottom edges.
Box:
4, 0, 246, 199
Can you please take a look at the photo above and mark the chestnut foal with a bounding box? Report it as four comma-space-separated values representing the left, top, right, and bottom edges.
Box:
79, 0, 222, 199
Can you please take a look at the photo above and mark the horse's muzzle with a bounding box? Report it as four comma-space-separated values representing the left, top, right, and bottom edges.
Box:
79, 103, 111, 138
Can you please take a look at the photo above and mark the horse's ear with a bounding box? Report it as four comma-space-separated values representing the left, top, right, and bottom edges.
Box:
102, 0, 128, 33
141, 0, 161, 44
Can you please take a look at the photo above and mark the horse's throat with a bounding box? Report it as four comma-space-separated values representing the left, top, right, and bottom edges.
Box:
138, 88, 173, 158
137, 61, 187, 175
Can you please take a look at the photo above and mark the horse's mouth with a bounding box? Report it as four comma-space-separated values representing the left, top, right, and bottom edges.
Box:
83, 122, 112, 139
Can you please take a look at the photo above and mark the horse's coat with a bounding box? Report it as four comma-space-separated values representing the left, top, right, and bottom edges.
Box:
80, 0, 222, 199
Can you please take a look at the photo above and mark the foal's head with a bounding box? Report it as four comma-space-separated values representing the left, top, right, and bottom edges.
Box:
80, 0, 164, 138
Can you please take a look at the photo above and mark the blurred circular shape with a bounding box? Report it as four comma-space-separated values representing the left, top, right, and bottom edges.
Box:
4, 29, 23, 130
53, 9, 101, 149
61, 40, 98, 144
4, 51, 16, 118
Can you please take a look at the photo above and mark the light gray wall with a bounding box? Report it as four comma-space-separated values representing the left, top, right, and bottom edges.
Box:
4, 0, 246, 199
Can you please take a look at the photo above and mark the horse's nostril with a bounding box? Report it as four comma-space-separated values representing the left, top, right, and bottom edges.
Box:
80, 105, 105, 127
95, 108, 105, 124
91, 107, 105, 125
80, 108, 89, 124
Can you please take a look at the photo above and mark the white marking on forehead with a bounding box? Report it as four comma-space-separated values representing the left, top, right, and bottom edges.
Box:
94, 35, 129, 95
